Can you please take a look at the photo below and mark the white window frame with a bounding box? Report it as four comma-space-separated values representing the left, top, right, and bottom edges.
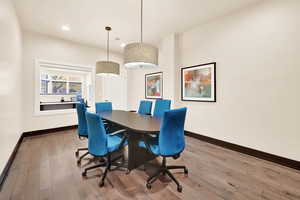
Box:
34, 59, 95, 116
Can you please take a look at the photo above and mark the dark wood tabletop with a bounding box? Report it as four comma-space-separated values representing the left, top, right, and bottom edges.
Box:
98, 110, 161, 134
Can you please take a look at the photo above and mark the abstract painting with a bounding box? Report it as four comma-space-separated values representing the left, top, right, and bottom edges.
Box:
145, 72, 163, 99
181, 62, 216, 102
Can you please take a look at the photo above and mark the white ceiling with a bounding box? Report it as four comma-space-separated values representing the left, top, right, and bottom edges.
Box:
13, 0, 260, 53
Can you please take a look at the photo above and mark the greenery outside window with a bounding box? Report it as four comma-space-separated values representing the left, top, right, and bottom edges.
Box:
40, 73, 83, 95
69, 82, 82, 94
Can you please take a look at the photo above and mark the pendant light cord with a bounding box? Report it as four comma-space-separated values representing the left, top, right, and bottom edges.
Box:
140, 0, 143, 43
107, 29, 110, 61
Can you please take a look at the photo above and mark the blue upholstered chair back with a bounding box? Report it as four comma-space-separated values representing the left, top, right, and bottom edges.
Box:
95, 102, 112, 113
153, 99, 171, 118
79, 98, 85, 104
76, 103, 88, 137
85, 112, 108, 156
138, 100, 152, 115
159, 107, 187, 156
76, 94, 83, 101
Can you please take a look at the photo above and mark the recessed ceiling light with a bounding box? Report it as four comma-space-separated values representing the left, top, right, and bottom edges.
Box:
121, 43, 126, 48
61, 25, 70, 31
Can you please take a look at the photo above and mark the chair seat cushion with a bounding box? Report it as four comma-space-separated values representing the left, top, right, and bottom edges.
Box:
138, 137, 160, 155
107, 135, 128, 153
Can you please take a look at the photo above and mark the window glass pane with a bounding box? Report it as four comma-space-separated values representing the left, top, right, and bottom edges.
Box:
41, 74, 48, 80
69, 82, 82, 94
50, 75, 67, 81
40, 80, 48, 94
52, 81, 67, 94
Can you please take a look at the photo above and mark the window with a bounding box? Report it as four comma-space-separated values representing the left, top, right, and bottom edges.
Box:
40, 80, 49, 94
69, 82, 82, 94
35, 60, 94, 115
52, 81, 67, 94
40, 73, 83, 95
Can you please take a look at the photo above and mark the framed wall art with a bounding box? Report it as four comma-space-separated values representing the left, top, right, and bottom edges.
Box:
181, 62, 216, 102
145, 72, 163, 99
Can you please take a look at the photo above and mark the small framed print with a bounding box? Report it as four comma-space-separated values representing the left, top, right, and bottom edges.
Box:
181, 62, 216, 102
145, 72, 163, 99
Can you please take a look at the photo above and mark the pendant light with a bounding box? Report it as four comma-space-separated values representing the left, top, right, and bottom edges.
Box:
96, 26, 120, 76
124, 0, 158, 68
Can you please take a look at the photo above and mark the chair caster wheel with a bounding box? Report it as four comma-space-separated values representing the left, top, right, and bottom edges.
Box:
146, 183, 151, 190
75, 151, 79, 157
82, 171, 86, 177
99, 181, 104, 187
177, 185, 183, 193
184, 168, 188, 175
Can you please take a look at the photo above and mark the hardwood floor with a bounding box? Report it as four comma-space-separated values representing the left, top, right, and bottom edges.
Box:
1, 129, 299, 200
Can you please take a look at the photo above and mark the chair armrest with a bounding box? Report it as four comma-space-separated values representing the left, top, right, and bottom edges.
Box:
109, 129, 127, 136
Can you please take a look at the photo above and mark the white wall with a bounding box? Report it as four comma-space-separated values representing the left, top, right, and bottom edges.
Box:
128, 0, 300, 161
0, 0, 23, 172
102, 73, 127, 110
127, 34, 177, 111
22, 31, 127, 132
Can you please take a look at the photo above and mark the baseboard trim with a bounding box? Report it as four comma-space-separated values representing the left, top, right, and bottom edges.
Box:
185, 131, 300, 171
0, 125, 78, 191
23, 125, 78, 137
0, 133, 24, 191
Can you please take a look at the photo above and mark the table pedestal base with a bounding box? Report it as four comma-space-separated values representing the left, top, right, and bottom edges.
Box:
127, 132, 157, 172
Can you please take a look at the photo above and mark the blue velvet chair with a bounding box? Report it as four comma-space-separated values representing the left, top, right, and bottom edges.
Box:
153, 99, 171, 118
83, 112, 128, 187
138, 100, 152, 115
138, 107, 188, 192
95, 102, 113, 112
95, 102, 112, 127
76, 94, 83, 102
95, 101, 125, 133
75, 103, 89, 164
79, 98, 85, 104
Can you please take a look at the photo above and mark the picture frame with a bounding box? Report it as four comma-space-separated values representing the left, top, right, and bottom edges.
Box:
181, 62, 216, 102
145, 72, 163, 99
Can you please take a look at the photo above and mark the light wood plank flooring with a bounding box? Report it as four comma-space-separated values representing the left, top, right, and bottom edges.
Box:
1, 129, 299, 200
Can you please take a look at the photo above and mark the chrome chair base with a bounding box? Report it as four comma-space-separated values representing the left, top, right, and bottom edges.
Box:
76, 148, 89, 164
146, 157, 188, 193
75, 147, 88, 156
81, 154, 125, 187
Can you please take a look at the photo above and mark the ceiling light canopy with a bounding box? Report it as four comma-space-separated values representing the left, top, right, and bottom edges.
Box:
120, 43, 126, 48
61, 25, 70, 31
124, 0, 158, 68
96, 26, 120, 76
